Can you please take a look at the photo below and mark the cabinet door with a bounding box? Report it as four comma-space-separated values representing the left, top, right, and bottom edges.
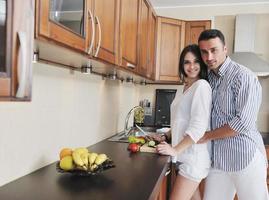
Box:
155, 174, 168, 200
155, 17, 185, 82
185, 20, 211, 45
0, 0, 10, 96
0, 0, 33, 100
37, 0, 88, 52
148, 10, 157, 80
119, 0, 139, 71
137, 0, 150, 76
92, 0, 120, 65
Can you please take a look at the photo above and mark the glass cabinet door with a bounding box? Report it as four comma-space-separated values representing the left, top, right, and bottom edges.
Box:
37, 0, 88, 52
0, 0, 34, 100
0, 0, 6, 73
49, 0, 85, 37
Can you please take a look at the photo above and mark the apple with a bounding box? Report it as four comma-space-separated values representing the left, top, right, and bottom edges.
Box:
128, 143, 140, 153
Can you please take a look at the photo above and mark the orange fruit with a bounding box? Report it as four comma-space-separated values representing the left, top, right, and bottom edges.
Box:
59, 148, 73, 160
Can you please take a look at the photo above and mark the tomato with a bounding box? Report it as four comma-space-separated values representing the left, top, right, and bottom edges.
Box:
128, 143, 140, 153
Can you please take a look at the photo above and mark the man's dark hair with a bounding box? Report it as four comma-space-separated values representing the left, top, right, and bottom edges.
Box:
179, 44, 208, 82
198, 29, 225, 45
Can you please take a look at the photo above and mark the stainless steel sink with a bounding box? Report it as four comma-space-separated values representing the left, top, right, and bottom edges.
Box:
108, 126, 158, 143
108, 131, 129, 143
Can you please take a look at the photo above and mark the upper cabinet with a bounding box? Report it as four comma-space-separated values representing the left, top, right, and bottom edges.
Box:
137, 0, 150, 77
87, 0, 120, 65
0, 0, 34, 100
147, 9, 157, 80
155, 17, 185, 82
137, 0, 157, 80
185, 20, 211, 45
154, 18, 211, 83
37, 0, 88, 52
35, 0, 211, 84
119, 0, 140, 72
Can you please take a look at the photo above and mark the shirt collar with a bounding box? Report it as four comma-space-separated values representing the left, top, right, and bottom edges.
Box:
209, 56, 231, 77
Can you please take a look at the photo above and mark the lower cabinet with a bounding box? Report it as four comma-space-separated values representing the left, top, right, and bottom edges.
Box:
155, 174, 168, 200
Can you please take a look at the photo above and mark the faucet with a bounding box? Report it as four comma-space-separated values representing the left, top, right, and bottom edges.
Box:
124, 106, 143, 136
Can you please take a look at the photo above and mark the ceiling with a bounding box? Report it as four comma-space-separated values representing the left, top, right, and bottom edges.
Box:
149, 0, 269, 8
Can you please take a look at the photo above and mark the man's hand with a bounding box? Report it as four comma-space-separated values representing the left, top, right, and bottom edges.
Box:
197, 132, 209, 144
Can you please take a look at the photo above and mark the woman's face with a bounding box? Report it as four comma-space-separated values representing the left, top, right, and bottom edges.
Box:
183, 52, 201, 79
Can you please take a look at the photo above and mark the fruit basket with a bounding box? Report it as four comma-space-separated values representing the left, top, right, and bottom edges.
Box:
56, 159, 115, 176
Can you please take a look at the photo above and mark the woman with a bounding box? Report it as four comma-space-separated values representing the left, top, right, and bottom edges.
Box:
157, 44, 212, 200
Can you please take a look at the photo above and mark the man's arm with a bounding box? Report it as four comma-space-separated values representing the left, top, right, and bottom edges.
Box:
199, 124, 237, 143
199, 72, 262, 144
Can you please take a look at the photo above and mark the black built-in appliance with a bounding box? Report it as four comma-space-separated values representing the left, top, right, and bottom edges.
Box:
154, 89, 177, 127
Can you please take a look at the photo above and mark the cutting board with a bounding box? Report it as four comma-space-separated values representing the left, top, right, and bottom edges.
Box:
139, 144, 157, 153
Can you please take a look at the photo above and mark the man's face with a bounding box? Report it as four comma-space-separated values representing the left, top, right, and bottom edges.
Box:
199, 37, 227, 72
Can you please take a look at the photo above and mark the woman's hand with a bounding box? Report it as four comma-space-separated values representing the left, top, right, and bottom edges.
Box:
156, 141, 177, 156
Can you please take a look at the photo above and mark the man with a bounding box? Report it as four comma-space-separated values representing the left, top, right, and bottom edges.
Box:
198, 29, 268, 200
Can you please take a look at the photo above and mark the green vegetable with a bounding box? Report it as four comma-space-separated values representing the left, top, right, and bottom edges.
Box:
128, 136, 137, 143
148, 140, 156, 147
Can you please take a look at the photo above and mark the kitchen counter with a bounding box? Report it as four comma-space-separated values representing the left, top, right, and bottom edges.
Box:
0, 139, 169, 200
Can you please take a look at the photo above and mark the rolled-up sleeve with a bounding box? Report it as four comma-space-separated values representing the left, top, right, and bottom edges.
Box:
185, 81, 212, 143
228, 73, 262, 134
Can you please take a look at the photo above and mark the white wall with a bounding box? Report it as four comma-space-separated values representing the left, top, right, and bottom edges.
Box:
0, 62, 139, 186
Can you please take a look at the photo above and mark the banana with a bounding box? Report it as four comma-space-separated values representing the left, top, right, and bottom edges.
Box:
72, 151, 84, 167
90, 164, 98, 172
76, 165, 87, 171
95, 154, 107, 165
74, 147, 89, 155
80, 152, 89, 167
88, 152, 98, 166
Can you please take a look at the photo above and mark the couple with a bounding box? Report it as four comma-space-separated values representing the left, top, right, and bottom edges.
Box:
156, 29, 268, 200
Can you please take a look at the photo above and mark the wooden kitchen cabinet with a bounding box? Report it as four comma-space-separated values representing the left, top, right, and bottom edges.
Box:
137, 0, 150, 77
147, 9, 157, 80
154, 18, 211, 83
0, 0, 34, 100
36, 0, 89, 52
155, 17, 185, 82
185, 20, 211, 45
35, 0, 211, 83
155, 173, 168, 200
88, 0, 120, 65
119, 0, 140, 72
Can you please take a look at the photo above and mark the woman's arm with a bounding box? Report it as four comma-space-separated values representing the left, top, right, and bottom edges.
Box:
156, 135, 194, 156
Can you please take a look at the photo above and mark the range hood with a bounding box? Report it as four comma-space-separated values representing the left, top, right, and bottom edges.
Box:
230, 14, 269, 77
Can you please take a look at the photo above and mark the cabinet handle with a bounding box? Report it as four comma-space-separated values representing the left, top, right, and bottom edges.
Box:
94, 16, 101, 57
16, 31, 27, 98
126, 62, 135, 69
87, 10, 95, 55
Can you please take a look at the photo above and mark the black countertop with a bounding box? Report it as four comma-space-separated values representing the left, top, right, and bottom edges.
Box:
0, 140, 169, 200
